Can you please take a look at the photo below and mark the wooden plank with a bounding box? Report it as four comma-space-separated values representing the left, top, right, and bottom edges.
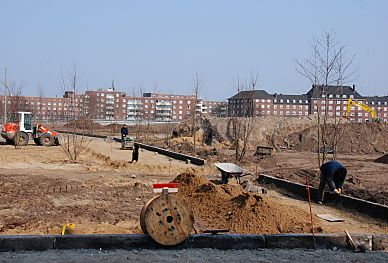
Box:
317, 214, 345, 222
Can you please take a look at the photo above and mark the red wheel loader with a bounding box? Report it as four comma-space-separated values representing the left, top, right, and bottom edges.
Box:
1, 112, 60, 146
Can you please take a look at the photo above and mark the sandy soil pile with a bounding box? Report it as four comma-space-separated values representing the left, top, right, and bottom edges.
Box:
288, 124, 388, 154
173, 173, 317, 234
375, 154, 388, 164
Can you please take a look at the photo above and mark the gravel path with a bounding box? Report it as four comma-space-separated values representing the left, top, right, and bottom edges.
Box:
1, 249, 387, 263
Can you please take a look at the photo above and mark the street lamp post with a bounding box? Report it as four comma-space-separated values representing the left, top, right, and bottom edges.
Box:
3, 67, 7, 123
0, 67, 7, 124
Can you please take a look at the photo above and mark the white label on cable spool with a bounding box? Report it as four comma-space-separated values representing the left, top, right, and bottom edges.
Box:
153, 183, 179, 193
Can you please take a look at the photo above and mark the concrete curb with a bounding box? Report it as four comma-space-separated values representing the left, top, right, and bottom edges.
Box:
134, 142, 206, 166
0, 236, 55, 252
0, 234, 386, 252
257, 174, 388, 222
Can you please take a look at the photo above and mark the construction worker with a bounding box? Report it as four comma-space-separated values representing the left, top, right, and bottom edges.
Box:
130, 144, 140, 163
317, 160, 347, 204
121, 124, 128, 148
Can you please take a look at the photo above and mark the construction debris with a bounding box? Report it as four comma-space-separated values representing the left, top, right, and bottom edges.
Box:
375, 154, 388, 164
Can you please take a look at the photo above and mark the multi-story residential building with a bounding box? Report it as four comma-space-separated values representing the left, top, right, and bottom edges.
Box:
272, 94, 309, 117
228, 85, 388, 123
365, 96, 388, 123
306, 85, 363, 121
84, 88, 127, 120
142, 92, 197, 121
126, 97, 144, 121
0, 88, 226, 123
204, 101, 228, 117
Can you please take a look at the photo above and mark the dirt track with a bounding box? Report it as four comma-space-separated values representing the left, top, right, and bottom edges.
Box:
0, 137, 387, 235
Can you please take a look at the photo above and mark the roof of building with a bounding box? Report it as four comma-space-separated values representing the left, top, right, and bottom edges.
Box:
307, 85, 363, 99
228, 90, 272, 100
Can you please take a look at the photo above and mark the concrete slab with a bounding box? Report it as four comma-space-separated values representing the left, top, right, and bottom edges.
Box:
0, 235, 54, 252
0, 234, 382, 252
185, 234, 266, 250
373, 235, 388, 251
265, 234, 319, 249
351, 234, 373, 251
54, 234, 159, 250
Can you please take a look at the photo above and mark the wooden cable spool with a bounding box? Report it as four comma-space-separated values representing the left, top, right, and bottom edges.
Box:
140, 194, 194, 246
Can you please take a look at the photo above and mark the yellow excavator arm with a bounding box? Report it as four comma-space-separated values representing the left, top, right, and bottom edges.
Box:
344, 98, 378, 121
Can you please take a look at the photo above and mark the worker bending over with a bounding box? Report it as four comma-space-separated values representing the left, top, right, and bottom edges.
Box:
317, 160, 347, 204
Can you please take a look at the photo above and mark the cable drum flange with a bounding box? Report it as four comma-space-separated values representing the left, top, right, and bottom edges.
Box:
140, 194, 194, 246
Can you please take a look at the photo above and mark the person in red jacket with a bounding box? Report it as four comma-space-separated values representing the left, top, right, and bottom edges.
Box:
316, 160, 347, 204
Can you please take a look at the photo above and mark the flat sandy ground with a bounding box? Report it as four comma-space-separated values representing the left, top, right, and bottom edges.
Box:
0, 137, 387, 235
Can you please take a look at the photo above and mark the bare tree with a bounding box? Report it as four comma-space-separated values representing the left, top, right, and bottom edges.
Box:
35, 85, 45, 123
5, 81, 26, 115
296, 30, 356, 165
192, 72, 204, 151
232, 73, 258, 161
59, 67, 92, 161
135, 86, 145, 139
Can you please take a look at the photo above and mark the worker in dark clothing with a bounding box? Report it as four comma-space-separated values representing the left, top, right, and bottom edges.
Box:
130, 144, 139, 163
121, 124, 128, 148
317, 160, 347, 204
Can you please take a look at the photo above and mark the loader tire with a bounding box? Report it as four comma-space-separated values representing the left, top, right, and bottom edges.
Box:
14, 132, 29, 146
5, 139, 14, 145
53, 137, 60, 146
40, 133, 53, 147
34, 138, 42, 146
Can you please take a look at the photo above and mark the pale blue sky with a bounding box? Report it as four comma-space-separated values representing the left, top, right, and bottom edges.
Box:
0, 0, 387, 100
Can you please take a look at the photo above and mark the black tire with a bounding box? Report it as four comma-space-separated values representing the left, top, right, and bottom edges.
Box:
5, 139, 14, 145
53, 137, 60, 146
40, 133, 53, 147
34, 138, 42, 146
14, 132, 29, 146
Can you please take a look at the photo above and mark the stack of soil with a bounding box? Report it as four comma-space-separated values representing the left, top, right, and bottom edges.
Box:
287, 124, 388, 154
173, 173, 318, 234
375, 154, 388, 164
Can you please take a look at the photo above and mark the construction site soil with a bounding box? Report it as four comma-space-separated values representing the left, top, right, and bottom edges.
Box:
0, 136, 387, 236
174, 173, 314, 234
154, 116, 388, 205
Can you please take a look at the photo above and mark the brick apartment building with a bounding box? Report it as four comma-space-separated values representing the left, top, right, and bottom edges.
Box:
0, 88, 227, 123
228, 85, 388, 123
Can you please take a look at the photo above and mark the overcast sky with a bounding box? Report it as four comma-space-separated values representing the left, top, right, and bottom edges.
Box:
0, 0, 387, 100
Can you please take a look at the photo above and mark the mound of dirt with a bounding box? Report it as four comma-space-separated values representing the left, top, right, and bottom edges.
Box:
207, 116, 388, 154
287, 123, 388, 154
173, 173, 319, 234
375, 154, 388, 164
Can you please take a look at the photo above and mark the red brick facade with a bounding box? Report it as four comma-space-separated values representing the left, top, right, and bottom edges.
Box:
0, 89, 227, 122
228, 85, 388, 123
